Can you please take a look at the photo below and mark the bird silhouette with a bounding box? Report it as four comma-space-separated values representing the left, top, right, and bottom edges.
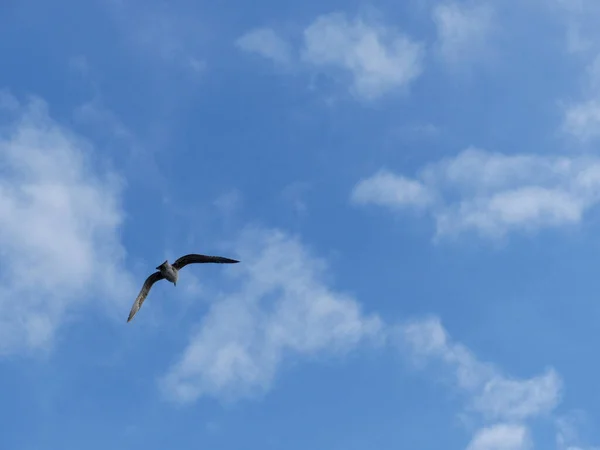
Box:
127, 253, 239, 322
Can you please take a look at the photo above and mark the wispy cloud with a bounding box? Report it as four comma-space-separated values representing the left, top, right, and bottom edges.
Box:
550, 1, 600, 142
236, 11, 424, 100
399, 317, 562, 419
563, 99, 600, 142
552, 0, 600, 55
466, 424, 531, 450
161, 236, 572, 447
301, 12, 424, 99
161, 226, 384, 403
351, 170, 435, 210
398, 316, 560, 448
351, 147, 600, 240
473, 370, 561, 421
0, 92, 135, 355
562, 54, 600, 142
236, 28, 293, 66
432, 2, 495, 68
555, 411, 599, 450
157, 224, 591, 448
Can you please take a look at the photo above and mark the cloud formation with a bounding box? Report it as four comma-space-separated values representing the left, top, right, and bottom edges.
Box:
399, 316, 561, 449
552, 1, 600, 142
160, 227, 570, 448
466, 424, 531, 450
301, 12, 424, 99
236, 11, 424, 100
236, 27, 293, 66
161, 227, 384, 402
563, 55, 600, 142
0, 92, 134, 355
432, 2, 495, 67
351, 169, 435, 210
351, 147, 600, 239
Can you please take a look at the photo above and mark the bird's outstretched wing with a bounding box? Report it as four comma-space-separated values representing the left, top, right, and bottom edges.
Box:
172, 253, 240, 270
127, 271, 165, 322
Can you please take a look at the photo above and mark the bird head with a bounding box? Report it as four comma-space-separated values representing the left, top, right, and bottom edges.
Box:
156, 260, 169, 270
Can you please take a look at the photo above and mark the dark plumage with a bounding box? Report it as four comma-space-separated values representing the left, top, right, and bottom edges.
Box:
127, 253, 239, 322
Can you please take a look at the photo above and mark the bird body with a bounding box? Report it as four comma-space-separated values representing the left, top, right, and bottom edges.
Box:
127, 253, 239, 322
156, 260, 179, 285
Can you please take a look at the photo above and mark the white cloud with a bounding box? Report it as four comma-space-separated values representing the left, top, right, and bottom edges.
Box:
400, 316, 494, 391
351, 170, 435, 209
563, 58, 600, 142
472, 370, 562, 421
301, 12, 424, 99
161, 226, 384, 402
161, 237, 574, 448
399, 317, 560, 448
400, 317, 561, 419
556, 412, 600, 450
0, 93, 134, 355
552, 0, 600, 54
237, 12, 424, 100
432, 2, 495, 67
555, 3, 600, 141
236, 28, 293, 66
351, 147, 600, 239
436, 187, 585, 238
466, 424, 531, 450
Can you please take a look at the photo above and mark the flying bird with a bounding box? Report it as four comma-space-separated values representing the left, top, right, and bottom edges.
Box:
127, 253, 239, 322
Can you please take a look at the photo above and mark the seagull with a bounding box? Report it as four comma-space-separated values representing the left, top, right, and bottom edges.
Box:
127, 253, 239, 322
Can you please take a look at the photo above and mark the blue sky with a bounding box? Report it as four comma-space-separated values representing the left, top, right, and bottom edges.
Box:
2, 0, 600, 448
